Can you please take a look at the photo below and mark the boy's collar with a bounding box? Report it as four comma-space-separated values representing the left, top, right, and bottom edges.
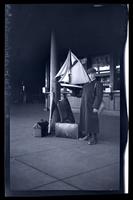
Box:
90, 78, 96, 82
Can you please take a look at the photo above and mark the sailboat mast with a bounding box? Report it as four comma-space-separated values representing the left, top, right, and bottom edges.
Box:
69, 50, 72, 84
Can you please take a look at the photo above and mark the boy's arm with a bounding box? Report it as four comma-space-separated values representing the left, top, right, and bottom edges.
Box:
92, 82, 103, 110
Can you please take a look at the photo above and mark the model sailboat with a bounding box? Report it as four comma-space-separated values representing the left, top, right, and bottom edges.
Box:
55, 50, 89, 88
48, 50, 89, 134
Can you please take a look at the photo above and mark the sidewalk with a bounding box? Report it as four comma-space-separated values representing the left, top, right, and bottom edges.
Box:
9, 103, 120, 196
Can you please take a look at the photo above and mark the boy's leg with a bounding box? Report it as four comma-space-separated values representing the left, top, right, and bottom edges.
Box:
88, 133, 97, 145
79, 133, 91, 141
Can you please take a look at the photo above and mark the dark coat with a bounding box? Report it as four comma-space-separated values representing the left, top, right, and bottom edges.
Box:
79, 79, 103, 137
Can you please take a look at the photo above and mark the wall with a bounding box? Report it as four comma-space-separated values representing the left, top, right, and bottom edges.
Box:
68, 92, 120, 113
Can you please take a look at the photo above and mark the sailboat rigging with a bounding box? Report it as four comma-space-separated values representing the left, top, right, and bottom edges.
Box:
55, 50, 89, 88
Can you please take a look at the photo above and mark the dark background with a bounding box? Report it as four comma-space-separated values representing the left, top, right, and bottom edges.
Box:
7, 4, 128, 96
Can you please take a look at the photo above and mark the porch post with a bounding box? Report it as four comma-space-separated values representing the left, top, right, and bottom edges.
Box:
48, 31, 60, 133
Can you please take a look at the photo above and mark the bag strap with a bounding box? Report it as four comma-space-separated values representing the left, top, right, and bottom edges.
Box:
94, 82, 97, 93
94, 82, 104, 106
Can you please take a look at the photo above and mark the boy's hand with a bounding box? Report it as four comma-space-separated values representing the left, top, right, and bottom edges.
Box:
93, 108, 98, 113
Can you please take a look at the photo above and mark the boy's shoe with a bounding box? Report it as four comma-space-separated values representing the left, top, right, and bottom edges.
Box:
88, 134, 97, 145
79, 135, 88, 141
88, 139, 97, 145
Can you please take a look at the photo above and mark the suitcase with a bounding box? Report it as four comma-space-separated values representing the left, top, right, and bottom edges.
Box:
55, 123, 78, 139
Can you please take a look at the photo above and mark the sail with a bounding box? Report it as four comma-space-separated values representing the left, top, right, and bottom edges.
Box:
59, 69, 71, 83
70, 52, 89, 84
55, 50, 89, 84
55, 51, 71, 78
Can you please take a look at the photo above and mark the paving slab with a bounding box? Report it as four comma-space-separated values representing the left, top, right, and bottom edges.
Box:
14, 137, 120, 180
34, 181, 79, 190
10, 158, 57, 190
63, 163, 120, 191
10, 135, 119, 158
9, 104, 120, 192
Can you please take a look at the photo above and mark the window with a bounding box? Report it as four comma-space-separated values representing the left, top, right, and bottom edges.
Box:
92, 55, 111, 92
114, 65, 120, 90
